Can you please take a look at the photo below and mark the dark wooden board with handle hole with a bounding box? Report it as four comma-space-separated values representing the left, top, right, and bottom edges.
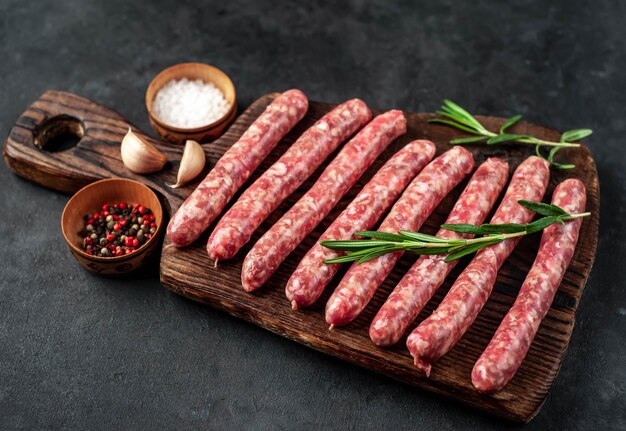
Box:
3, 90, 599, 423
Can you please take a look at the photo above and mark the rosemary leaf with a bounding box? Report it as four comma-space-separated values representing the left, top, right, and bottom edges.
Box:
499, 115, 523, 134
353, 231, 407, 241
444, 239, 500, 262
319, 239, 392, 250
476, 223, 528, 234
450, 136, 489, 144
561, 129, 593, 143
435, 111, 481, 132
518, 200, 568, 216
524, 216, 562, 234
442, 100, 486, 131
428, 119, 480, 135
323, 246, 397, 264
324, 254, 362, 264
406, 246, 459, 256
398, 230, 455, 243
550, 162, 576, 170
441, 223, 487, 235
535, 144, 543, 158
547, 146, 560, 164
486, 134, 531, 145
356, 246, 400, 264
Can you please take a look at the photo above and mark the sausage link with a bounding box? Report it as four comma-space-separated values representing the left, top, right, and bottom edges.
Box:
369, 158, 509, 346
206, 99, 372, 261
286, 140, 436, 309
167, 89, 309, 247
325, 147, 475, 328
407, 156, 550, 377
472, 179, 586, 393
241, 111, 406, 292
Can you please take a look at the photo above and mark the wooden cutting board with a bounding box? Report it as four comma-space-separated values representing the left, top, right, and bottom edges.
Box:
3, 90, 599, 422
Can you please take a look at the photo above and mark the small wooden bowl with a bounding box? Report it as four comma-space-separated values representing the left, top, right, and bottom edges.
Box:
61, 178, 164, 276
145, 62, 237, 144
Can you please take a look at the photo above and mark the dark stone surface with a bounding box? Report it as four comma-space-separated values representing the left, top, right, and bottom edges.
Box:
1, 0, 624, 429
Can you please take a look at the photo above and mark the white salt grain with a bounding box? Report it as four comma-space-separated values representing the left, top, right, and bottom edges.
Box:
152, 78, 230, 128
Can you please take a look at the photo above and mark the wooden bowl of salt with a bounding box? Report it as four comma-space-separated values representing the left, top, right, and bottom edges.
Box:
145, 62, 237, 144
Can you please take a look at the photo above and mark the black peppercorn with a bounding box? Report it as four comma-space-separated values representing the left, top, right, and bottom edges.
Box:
80, 201, 156, 257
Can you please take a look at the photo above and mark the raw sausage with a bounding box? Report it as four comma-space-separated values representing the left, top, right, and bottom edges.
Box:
286, 140, 436, 309
407, 156, 550, 377
472, 179, 586, 393
206, 99, 372, 261
167, 89, 309, 247
325, 146, 475, 328
241, 110, 407, 292
369, 158, 509, 346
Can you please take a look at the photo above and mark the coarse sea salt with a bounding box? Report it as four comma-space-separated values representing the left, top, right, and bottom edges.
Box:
152, 78, 230, 128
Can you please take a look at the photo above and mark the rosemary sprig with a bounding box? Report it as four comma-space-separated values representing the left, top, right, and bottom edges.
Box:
428, 100, 592, 170
320, 200, 590, 264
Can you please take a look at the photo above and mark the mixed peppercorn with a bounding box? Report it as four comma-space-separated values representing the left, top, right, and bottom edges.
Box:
81, 201, 157, 257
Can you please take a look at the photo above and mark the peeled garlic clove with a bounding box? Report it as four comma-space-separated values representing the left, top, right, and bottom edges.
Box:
121, 128, 167, 174
168, 140, 206, 188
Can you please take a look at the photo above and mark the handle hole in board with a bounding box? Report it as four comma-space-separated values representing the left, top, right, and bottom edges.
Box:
34, 115, 85, 152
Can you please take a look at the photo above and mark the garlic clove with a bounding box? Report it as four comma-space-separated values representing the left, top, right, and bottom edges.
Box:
167, 140, 206, 188
121, 128, 167, 174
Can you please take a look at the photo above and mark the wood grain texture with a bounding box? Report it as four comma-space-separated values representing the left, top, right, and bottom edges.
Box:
3, 91, 599, 422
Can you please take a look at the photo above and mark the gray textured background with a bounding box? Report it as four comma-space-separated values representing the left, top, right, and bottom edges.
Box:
1, 0, 624, 429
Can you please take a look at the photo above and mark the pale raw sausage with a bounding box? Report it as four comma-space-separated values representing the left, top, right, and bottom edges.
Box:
369, 158, 509, 346
206, 99, 372, 261
325, 146, 475, 328
472, 179, 586, 393
241, 110, 407, 292
407, 156, 550, 377
167, 89, 309, 247
286, 140, 436, 309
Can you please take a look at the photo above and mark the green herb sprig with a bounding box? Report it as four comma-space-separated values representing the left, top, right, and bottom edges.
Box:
428, 100, 592, 170
320, 200, 590, 264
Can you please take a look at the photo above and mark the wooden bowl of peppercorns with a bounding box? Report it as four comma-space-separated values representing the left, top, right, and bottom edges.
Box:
61, 178, 164, 276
